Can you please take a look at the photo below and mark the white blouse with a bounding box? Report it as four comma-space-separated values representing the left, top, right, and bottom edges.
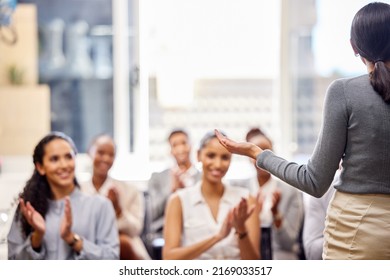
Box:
177, 182, 249, 260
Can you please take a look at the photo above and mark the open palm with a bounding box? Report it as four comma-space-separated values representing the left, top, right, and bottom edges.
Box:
19, 199, 46, 234
60, 197, 73, 240
215, 129, 262, 159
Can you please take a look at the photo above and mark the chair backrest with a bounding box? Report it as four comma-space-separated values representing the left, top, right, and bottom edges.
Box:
260, 226, 273, 260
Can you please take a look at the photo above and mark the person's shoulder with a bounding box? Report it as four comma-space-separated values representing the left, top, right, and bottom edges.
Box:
329, 74, 369, 91
110, 177, 138, 191
150, 168, 171, 178
180, 184, 199, 195
78, 190, 112, 207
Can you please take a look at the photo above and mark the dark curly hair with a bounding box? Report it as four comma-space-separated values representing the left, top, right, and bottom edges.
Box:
16, 132, 79, 237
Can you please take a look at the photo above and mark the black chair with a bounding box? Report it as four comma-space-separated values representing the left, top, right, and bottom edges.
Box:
260, 227, 273, 260
140, 190, 164, 260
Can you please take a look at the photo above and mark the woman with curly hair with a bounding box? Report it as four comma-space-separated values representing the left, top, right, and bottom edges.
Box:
7, 132, 119, 259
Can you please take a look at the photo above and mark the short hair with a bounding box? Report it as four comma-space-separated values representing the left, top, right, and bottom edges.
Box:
87, 133, 115, 154
245, 127, 272, 145
167, 128, 189, 142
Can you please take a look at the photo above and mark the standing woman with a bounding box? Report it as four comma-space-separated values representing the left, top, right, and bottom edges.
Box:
216, 2, 390, 259
163, 131, 260, 260
7, 132, 119, 259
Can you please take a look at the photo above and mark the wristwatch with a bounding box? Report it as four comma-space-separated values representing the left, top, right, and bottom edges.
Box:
68, 233, 81, 247
274, 212, 283, 222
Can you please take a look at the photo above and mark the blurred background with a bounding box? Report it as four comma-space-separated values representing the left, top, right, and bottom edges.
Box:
0, 0, 387, 256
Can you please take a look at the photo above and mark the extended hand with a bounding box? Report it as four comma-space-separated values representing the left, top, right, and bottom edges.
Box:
215, 129, 263, 159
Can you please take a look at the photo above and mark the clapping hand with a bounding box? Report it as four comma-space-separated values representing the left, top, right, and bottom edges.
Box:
60, 197, 73, 243
270, 189, 281, 215
232, 198, 255, 233
171, 167, 186, 192
107, 187, 122, 217
19, 198, 45, 235
217, 210, 233, 241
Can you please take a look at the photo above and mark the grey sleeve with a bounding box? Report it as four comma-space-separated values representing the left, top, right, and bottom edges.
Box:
75, 200, 119, 260
7, 214, 46, 260
257, 80, 348, 197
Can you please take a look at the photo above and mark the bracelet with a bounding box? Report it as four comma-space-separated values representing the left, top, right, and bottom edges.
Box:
68, 233, 81, 247
235, 231, 248, 240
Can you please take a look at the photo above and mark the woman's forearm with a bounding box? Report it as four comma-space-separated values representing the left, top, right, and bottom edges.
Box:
238, 235, 259, 260
163, 234, 222, 260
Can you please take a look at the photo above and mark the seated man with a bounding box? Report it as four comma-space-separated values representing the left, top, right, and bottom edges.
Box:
147, 129, 201, 257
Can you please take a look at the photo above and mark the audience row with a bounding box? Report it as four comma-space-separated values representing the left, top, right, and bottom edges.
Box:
6, 128, 330, 260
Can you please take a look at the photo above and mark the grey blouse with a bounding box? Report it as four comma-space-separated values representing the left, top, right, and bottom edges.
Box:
7, 188, 119, 259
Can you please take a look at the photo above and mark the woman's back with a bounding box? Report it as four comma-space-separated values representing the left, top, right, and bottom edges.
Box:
330, 74, 390, 193
256, 74, 390, 197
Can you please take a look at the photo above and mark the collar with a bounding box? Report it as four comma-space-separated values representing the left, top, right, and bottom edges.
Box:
189, 181, 237, 206
49, 186, 82, 208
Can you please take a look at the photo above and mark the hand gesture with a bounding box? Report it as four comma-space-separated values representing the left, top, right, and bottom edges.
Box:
107, 187, 122, 217
232, 198, 255, 233
216, 210, 233, 241
215, 129, 262, 159
171, 167, 185, 192
60, 197, 73, 242
256, 189, 265, 213
270, 189, 281, 216
19, 198, 45, 235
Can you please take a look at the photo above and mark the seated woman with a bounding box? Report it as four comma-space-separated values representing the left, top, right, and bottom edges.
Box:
163, 131, 260, 260
81, 134, 150, 260
7, 132, 119, 260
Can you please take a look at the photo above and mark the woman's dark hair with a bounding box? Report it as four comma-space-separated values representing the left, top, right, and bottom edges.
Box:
168, 128, 189, 142
350, 2, 390, 103
17, 132, 79, 237
199, 130, 227, 150
245, 127, 272, 146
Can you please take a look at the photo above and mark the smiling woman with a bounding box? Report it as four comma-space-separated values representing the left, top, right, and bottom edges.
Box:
7, 132, 119, 260
162, 131, 260, 260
